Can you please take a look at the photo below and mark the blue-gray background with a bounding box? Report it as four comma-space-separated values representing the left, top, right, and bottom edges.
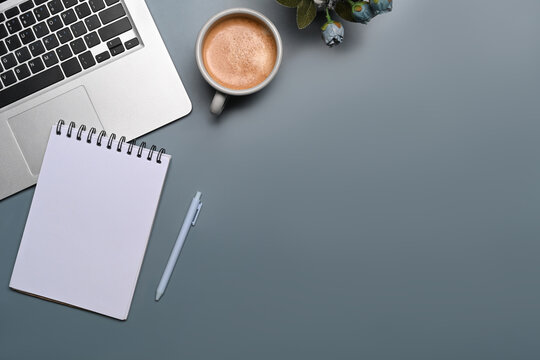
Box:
1, 0, 540, 359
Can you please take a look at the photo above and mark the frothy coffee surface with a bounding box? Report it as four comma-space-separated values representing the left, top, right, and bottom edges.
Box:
202, 16, 277, 90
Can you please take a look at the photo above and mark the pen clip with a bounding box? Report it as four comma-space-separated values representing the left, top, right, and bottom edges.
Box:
191, 201, 202, 226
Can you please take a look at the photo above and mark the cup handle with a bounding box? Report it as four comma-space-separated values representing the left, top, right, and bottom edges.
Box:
210, 92, 227, 115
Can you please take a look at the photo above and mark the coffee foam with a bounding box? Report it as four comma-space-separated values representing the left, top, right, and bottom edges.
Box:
202, 15, 277, 90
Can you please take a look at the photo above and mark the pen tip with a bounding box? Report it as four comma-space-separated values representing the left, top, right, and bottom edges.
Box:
155, 291, 162, 301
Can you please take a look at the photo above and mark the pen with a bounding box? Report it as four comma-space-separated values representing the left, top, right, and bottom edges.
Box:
155, 191, 202, 301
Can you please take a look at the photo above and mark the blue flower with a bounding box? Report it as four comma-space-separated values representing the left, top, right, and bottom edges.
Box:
370, 0, 392, 15
321, 21, 344, 47
351, 1, 374, 24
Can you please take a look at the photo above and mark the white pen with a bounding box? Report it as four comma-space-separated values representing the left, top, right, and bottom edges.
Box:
155, 191, 202, 301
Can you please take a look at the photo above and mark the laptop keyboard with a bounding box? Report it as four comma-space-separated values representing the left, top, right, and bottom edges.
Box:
0, 0, 140, 109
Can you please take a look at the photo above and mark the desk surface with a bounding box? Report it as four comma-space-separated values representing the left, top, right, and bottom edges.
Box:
2, 1, 540, 359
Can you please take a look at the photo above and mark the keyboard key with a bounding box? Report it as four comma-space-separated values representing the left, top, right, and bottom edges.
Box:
85, 15, 100, 31
47, 15, 62, 31
98, 17, 131, 41
0, 24, 7, 39
62, 0, 78, 8
78, 50, 95, 69
0, 41, 7, 56
95, 50, 109, 63
69, 37, 85, 54
42, 50, 58, 66
0, 65, 64, 108
1, 70, 17, 87
89, 0, 105, 12
43, 33, 59, 49
20, 11, 36, 27
15, 46, 31, 62
29, 40, 45, 56
5, 35, 22, 51
19, 28, 35, 44
61, 9, 77, 26
19, 1, 34, 12
35, 0, 49, 4
98, 3, 125, 25
6, 18, 23, 33
106, 36, 120, 49
75, 3, 91, 19
110, 43, 123, 56
56, 27, 73, 43
28, 57, 45, 73
5, 7, 21, 19
61, 56, 81, 77
83, 31, 99, 48
124, 37, 139, 50
70, 21, 86, 37
56, 43, 71, 60
14, 63, 31, 80
47, 0, 64, 15
33, 22, 50, 37
34, 5, 50, 21
1, 53, 17, 69
104, 0, 119, 5
0, 14, 4, 23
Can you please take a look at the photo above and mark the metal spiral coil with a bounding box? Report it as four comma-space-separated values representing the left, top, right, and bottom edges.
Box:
156, 148, 165, 163
107, 133, 116, 149
86, 127, 96, 143
117, 136, 126, 152
137, 142, 146, 158
56, 120, 64, 135
55, 120, 166, 163
96, 130, 106, 146
147, 145, 156, 161
127, 139, 135, 155
76, 124, 86, 140
67, 121, 76, 138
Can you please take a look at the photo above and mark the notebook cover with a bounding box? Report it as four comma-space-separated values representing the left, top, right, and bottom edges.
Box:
10, 125, 170, 320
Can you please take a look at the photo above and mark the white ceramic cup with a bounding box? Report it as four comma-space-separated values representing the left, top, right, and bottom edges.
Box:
196, 8, 283, 115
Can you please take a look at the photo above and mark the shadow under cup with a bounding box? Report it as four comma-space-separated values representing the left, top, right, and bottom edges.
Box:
196, 8, 283, 115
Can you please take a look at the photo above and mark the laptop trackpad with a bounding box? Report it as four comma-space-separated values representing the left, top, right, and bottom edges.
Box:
7, 86, 104, 176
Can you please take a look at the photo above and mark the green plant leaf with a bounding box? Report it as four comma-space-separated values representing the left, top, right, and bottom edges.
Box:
276, 0, 301, 8
296, 0, 317, 29
335, 1, 355, 22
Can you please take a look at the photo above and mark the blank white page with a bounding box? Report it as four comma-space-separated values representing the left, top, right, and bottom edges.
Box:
10, 125, 170, 320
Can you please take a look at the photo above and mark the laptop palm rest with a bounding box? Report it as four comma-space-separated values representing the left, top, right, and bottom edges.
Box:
7, 86, 104, 176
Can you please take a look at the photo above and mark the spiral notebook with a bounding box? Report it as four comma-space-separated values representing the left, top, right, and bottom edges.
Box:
10, 121, 170, 320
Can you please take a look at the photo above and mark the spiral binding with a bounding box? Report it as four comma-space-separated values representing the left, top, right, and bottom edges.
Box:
55, 120, 165, 163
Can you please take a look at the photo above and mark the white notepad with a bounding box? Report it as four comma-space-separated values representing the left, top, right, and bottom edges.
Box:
10, 122, 170, 320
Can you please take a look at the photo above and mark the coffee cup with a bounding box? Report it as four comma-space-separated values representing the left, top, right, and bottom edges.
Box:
196, 8, 283, 115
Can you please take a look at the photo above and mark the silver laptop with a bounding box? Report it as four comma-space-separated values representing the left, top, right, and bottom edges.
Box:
0, 0, 191, 200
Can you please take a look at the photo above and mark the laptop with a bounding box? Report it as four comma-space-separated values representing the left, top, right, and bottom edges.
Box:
0, 0, 191, 200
